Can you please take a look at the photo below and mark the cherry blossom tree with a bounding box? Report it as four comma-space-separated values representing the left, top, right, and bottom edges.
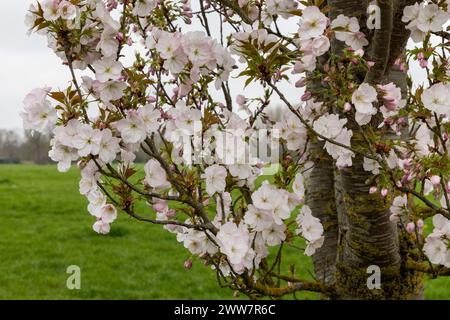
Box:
22, 0, 450, 299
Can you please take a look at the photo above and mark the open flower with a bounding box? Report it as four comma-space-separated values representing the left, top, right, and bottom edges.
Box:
352, 83, 378, 125
298, 6, 328, 40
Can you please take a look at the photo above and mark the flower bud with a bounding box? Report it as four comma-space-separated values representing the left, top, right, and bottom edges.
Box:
343, 102, 352, 112
184, 259, 193, 270
417, 219, 424, 235
419, 59, 428, 69
147, 96, 157, 103
406, 222, 415, 233
153, 201, 168, 212
166, 209, 176, 218
236, 94, 246, 106
301, 92, 312, 101
115, 32, 124, 42
430, 175, 441, 186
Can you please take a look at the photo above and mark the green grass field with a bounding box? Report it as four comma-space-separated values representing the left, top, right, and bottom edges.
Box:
0, 164, 448, 299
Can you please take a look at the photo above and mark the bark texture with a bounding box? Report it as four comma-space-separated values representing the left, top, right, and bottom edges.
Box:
305, 141, 339, 287
324, 0, 424, 299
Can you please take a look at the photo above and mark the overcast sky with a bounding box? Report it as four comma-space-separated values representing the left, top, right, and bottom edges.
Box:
0, 1, 427, 131
0, 1, 71, 130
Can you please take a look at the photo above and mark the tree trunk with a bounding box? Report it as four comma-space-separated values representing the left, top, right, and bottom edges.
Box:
305, 141, 339, 287
322, 0, 425, 299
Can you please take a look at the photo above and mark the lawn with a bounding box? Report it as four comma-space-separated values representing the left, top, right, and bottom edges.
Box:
0, 164, 448, 299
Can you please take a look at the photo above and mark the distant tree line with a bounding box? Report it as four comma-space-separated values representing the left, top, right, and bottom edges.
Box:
0, 129, 148, 165
0, 129, 51, 164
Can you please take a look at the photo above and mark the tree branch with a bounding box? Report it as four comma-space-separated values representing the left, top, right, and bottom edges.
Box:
252, 278, 333, 297
211, 0, 253, 24
268, 82, 379, 160
406, 260, 450, 277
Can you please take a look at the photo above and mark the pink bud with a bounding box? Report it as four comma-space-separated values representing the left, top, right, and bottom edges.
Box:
184, 259, 193, 269
381, 188, 388, 197
355, 49, 365, 57
417, 219, 424, 228
153, 200, 168, 212
367, 61, 375, 68
401, 173, 412, 184
295, 78, 307, 88
343, 102, 352, 112
406, 222, 415, 233
419, 59, 428, 69
417, 219, 424, 234
236, 94, 246, 106
384, 118, 394, 126
115, 32, 124, 42
369, 186, 377, 194
166, 209, 176, 218
385, 98, 398, 110
430, 175, 441, 186
301, 92, 312, 101
397, 117, 406, 125
147, 96, 157, 103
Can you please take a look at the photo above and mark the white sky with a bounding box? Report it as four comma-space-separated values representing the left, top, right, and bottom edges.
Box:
0, 1, 71, 130
0, 1, 428, 131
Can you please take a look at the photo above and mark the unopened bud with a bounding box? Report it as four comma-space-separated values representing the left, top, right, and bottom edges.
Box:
406, 222, 415, 233
417, 219, 424, 234
184, 259, 193, 269
166, 209, 176, 218
301, 92, 312, 101
430, 175, 441, 186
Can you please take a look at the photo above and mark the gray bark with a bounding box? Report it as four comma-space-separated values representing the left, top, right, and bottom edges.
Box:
325, 0, 424, 299
305, 141, 339, 287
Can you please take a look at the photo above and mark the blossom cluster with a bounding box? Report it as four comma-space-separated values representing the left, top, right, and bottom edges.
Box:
147, 29, 235, 93
21, 0, 450, 289
402, 2, 449, 42
424, 215, 450, 267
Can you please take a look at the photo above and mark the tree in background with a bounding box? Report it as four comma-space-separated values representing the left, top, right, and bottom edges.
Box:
0, 129, 51, 163
0, 130, 22, 162
22, 0, 450, 299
